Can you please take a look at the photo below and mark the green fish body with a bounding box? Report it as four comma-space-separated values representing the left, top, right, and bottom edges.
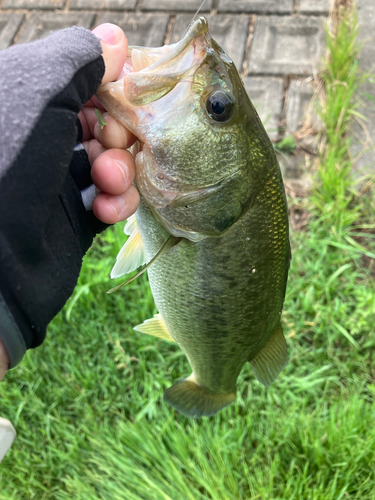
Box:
98, 17, 290, 418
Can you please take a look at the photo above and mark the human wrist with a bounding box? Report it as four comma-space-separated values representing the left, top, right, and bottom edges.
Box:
0, 339, 10, 381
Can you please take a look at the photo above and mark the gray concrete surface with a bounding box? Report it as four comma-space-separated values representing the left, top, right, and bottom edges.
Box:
351, 0, 375, 177
248, 16, 327, 76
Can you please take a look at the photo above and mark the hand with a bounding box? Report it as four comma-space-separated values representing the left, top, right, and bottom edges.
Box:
79, 23, 139, 224
0, 23, 140, 376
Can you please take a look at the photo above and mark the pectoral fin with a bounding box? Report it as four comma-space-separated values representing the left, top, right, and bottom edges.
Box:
124, 214, 138, 236
134, 314, 175, 342
111, 215, 146, 279
108, 235, 182, 294
249, 323, 288, 386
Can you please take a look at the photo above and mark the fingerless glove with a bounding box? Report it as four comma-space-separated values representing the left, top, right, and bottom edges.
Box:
0, 27, 107, 368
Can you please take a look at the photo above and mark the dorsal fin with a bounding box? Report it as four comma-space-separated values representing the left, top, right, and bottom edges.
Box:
249, 323, 288, 386
108, 235, 182, 294
134, 314, 175, 342
111, 215, 146, 279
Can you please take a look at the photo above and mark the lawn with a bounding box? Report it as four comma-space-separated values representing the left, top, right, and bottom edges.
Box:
1, 4, 375, 499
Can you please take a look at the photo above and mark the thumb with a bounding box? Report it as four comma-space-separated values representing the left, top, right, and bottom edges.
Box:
92, 23, 128, 87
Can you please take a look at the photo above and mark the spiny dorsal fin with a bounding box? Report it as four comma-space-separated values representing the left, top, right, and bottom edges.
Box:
111, 215, 146, 279
249, 323, 288, 387
107, 235, 182, 294
134, 313, 175, 342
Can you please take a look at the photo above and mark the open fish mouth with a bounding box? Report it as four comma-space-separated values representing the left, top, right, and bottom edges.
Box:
96, 17, 210, 133
123, 16, 209, 79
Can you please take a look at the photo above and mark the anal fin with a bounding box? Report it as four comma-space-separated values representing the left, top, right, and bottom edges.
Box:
249, 323, 288, 386
134, 313, 175, 342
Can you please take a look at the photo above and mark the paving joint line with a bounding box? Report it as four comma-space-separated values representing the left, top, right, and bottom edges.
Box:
240, 14, 255, 78
163, 14, 175, 45
0, 8, 329, 17
90, 12, 98, 29
64, 0, 72, 12
135, 0, 143, 13
279, 76, 292, 140
12, 10, 30, 44
211, 0, 219, 15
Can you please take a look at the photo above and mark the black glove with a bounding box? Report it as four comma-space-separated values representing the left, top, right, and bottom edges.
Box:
0, 27, 107, 368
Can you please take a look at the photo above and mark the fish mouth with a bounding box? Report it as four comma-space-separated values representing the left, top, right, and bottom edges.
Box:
126, 16, 209, 77
96, 16, 210, 135
96, 18, 240, 241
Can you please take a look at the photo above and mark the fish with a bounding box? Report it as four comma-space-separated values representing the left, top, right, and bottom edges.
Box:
97, 17, 291, 418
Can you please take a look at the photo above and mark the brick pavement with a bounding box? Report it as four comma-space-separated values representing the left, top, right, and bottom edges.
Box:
0, 0, 373, 180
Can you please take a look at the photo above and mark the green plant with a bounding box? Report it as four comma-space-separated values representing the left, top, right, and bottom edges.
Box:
312, 5, 364, 233
274, 135, 297, 155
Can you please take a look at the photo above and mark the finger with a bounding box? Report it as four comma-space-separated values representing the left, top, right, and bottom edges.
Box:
91, 149, 136, 195
92, 23, 128, 86
78, 108, 96, 141
93, 185, 140, 224
82, 139, 107, 165
94, 113, 136, 150
79, 108, 136, 148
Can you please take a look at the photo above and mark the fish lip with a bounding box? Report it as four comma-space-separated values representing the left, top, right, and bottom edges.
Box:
111, 16, 210, 83
127, 16, 209, 74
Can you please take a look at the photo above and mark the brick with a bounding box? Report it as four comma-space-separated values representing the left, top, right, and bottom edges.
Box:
171, 14, 249, 70
248, 16, 326, 76
70, 0, 136, 10
243, 77, 283, 140
3, 0, 65, 9
0, 14, 24, 50
17, 12, 95, 44
286, 79, 321, 132
95, 13, 169, 47
141, 0, 212, 11
218, 0, 293, 14
299, 0, 333, 15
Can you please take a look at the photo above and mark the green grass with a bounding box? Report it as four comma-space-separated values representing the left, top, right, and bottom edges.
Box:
1, 4, 375, 499
311, 5, 364, 231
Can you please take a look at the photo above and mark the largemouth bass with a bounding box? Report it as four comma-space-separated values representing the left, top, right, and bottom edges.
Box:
97, 17, 291, 418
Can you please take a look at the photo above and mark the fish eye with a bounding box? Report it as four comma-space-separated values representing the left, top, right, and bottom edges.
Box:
206, 91, 234, 122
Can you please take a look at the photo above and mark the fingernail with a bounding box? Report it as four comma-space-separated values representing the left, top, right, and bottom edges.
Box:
109, 195, 126, 218
93, 23, 122, 46
113, 160, 128, 188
